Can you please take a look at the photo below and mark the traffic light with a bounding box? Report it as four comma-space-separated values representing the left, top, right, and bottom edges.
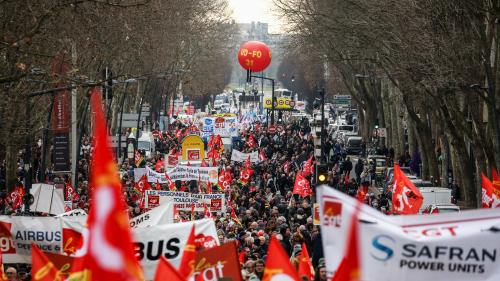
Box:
374, 118, 379, 129
316, 164, 328, 185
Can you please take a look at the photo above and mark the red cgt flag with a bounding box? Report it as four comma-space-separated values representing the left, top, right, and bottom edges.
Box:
178, 225, 196, 279
263, 236, 300, 281
154, 256, 184, 281
293, 172, 312, 198
331, 204, 361, 281
298, 242, 314, 281
0, 251, 7, 281
302, 156, 313, 177
70, 89, 143, 280
391, 164, 423, 214
31, 243, 59, 281
482, 173, 494, 208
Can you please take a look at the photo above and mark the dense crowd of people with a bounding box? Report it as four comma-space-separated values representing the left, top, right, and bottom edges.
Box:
0, 115, 422, 281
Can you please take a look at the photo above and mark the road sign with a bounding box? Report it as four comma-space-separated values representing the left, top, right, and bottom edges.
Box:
333, 95, 352, 100
333, 95, 351, 105
268, 125, 276, 133
121, 113, 139, 128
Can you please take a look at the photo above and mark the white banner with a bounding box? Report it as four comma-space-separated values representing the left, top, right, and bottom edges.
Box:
145, 190, 226, 212
0, 215, 84, 263
167, 165, 219, 183
317, 185, 500, 281
61, 218, 218, 280
135, 166, 218, 184
231, 150, 260, 163
30, 183, 65, 215
129, 203, 174, 228
201, 117, 239, 138
135, 219, 219, 280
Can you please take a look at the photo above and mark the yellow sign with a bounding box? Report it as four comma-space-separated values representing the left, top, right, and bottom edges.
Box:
181, 135, 205, 161
263, 97, 296, 109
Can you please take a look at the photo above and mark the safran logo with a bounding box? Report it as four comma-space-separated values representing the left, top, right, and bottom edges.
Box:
371, 235, 395, 262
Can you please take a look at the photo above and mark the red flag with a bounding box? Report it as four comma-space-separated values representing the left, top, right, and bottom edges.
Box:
155, 158, 164, 172
356, 186, 367, 203
263, 236, 300, 281
239, 166, 254, 186
135, 174, 152, 192
259, 149, 266, 162
302, 156, 313, 177
201, 159, 208, 167
243, 156, 251, 169
154, 256, 184, 281
331, 205, 361, 281
391, 164, 423, 214
230, 208, 241, 225
298, 242, 314, 281
155, 180, 162, 191
65, 183, 80, 202
71, 88, 143, 280
246, 134, 257, 149
179, 225, 196, 279
165, 173, 176, 191
492, 167, 500, 189
8, 186, 24, 210
206, 182, 212, 194
0, 251, 7, 281
134, 150, 144, 167
31, 243, 59, 281
482, 173, 494, 208
203, 203, 213, 219
293, 172, 312, 198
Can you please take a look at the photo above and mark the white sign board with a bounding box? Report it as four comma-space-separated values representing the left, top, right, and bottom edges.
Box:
317, 185, 500, 281
30, 183, 65, 215
145, 190, 226, 212
231, 150, 260, 163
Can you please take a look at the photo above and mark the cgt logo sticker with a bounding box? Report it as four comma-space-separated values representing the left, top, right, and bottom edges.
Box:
323, 201, 342, 228
148, 196, 160, 208
195, 234, 217, 251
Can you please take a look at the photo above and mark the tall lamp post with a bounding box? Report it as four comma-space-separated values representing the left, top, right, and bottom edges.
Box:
250, 74, 275, 125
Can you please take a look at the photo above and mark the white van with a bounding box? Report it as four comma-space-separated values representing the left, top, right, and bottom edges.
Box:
419, 187, 452, 213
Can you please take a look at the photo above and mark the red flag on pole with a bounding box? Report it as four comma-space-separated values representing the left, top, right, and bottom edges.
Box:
31, 243, 59, 281
293, 172, 312, 198
391, 164, 423, 214
178, 225, 196, 279
154, 256, 184, 281
70, 88, 143, 280
263, 236, 300, 281
302, 156, 313, 177
331, 204, 361, 281
482, 173, 494, 208
298, 242, 314, 281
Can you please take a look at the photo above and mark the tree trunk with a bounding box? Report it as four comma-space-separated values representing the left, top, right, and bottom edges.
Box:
5, 142, 19, 191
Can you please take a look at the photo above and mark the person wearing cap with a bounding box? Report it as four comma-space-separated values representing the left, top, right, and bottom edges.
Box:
314, 264, 328, 281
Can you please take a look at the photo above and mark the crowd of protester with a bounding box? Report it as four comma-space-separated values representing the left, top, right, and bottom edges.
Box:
0, 116, 412, 281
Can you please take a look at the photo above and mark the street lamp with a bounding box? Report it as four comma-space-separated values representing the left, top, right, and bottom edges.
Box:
250, 74, 275, 125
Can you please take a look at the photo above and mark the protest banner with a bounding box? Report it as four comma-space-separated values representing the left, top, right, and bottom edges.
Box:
61, 218, 218, 280
201, 117, 239, 138
317, 185, 500, 281
129, 203, 174, 228
135, 166, 218, 184
231, 149, 260, 163
145, 190, 226, 212
167, 165, 219, 183
0, 215, 84, 263
194, 241, 243, 281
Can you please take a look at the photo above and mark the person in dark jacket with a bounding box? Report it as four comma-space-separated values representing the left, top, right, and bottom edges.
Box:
354, 158, 364, 184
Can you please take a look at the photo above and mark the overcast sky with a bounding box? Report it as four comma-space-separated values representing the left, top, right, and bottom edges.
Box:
228, 0, 282, 33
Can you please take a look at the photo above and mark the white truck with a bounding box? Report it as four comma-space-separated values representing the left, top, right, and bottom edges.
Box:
419, 187, 452, 213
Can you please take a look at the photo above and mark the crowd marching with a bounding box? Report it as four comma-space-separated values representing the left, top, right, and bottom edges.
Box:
1, 89, 499, 281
